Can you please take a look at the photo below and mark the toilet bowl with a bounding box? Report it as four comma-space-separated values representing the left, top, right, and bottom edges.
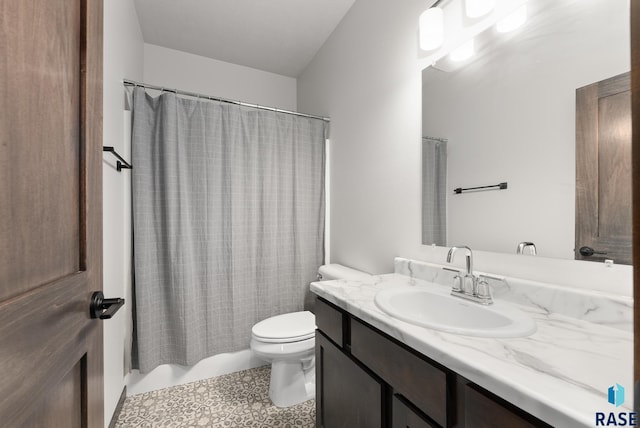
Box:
250, 311, 316, 407
250, 264, 372, 407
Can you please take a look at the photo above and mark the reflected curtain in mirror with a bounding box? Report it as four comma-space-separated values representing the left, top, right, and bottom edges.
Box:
422, 137, 447, 246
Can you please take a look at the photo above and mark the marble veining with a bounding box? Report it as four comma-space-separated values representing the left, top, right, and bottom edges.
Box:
311, 272, 633, 428
395, 257, 633, 331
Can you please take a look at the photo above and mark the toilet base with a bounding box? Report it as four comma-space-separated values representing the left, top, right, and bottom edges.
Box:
269, 358, 315, 407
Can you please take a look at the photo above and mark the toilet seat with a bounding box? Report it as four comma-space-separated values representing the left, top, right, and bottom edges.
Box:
251, 311, 316, 343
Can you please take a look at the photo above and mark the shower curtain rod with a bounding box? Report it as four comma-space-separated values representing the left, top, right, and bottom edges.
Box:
123, 79, 330, 122
422, 136, 448, 143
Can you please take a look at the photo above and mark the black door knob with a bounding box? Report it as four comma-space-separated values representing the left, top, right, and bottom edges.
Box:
90, 291, 125, 319
578, 246, 607, 257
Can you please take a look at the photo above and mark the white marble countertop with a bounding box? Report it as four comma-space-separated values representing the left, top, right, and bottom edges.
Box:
311, 273, 633, 428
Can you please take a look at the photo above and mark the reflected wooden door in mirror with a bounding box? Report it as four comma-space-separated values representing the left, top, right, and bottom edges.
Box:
575, 72, 632, 265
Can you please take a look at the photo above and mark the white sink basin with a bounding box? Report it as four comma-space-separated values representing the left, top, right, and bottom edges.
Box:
374, 286, 536, 338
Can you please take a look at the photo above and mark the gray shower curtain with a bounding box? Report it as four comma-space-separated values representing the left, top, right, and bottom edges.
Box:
131, 87, 326, 373
422, 137, 447, 246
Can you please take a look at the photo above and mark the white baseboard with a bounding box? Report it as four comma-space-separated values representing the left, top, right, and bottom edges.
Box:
125, 348, 266, 396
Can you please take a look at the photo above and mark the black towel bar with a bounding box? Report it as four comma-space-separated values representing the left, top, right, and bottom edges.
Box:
453, 182, 507, 194
103, 146, 132, 172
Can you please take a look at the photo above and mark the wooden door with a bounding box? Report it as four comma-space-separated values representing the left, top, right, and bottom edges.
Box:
0, 0, 104, 426
575, 72, 632, 264
633, 0, 640, 411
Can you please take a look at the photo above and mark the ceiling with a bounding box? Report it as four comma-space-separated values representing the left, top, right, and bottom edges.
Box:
133, 0, 357, 78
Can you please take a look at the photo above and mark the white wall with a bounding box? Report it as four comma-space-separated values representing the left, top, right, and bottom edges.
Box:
143, 44, 297, 111
298, 0, 427, 274
102, 0, 143, 426
297, 0, 632, 296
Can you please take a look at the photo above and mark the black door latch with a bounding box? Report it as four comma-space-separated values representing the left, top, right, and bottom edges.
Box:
578, 246, 607, 257
90, 291, 125, 319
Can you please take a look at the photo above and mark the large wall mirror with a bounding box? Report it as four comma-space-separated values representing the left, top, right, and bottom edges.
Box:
421, 0, 631, 262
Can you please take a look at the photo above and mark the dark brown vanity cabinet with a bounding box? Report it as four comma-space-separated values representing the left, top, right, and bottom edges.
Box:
314, 297, 551, 428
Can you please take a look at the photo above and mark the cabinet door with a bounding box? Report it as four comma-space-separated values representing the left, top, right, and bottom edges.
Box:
316, 331, 383, 428
465, 384, 551, 428
393, 395, 439, 428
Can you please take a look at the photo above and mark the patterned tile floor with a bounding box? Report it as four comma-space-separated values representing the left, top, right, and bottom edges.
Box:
114, 366, 316, 427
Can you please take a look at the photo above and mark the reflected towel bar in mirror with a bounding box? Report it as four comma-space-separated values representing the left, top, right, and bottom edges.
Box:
453, 182, 507, 194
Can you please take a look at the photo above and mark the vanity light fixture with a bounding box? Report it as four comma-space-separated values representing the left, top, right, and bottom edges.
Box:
496, 4, 527, 33
419, 7, 445, 51
450, 38, 475, 62
465, 0, 495, 19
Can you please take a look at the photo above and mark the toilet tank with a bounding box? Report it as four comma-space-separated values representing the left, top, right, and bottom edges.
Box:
317, 264, 372, 281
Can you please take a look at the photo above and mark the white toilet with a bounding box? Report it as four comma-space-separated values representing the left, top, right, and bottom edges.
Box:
250, 264, 372, 407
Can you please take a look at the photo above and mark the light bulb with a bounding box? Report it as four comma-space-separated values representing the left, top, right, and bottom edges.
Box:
419, 7, 444, 51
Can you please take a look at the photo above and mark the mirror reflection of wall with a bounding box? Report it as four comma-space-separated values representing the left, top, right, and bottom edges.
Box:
421, 0, 630, 260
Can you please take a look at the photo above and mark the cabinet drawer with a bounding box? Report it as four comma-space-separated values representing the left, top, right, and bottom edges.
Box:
350, 319, 448, 427
315, 297, 344, 346
465, 384, 551, 428
393, 395, 438, 428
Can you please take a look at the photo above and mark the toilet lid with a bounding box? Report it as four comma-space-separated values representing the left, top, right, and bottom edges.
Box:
252, 311, 316, 343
